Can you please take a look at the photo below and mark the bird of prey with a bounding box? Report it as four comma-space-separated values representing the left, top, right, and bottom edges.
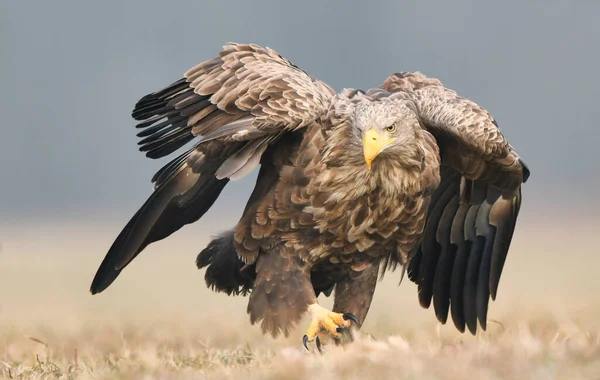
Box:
90, 43, 529, 348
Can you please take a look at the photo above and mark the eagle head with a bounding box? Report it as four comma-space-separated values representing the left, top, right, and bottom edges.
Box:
353, 100, 424, 170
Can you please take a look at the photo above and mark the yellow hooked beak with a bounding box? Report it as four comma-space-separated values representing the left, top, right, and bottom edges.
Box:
363, 129, 395, 169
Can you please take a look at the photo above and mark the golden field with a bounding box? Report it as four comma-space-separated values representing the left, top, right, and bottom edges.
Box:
1, 206, 599, 379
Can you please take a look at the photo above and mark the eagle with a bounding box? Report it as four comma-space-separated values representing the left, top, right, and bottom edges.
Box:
90, 43, 529, 349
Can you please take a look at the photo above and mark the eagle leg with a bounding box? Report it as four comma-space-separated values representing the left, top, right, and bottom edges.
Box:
302, 304, 358, 350
332, 262, 380, 326
247, 250, 317, 338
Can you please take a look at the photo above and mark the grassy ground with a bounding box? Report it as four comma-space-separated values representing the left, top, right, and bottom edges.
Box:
2, 317, 600, 379
1, 212, 599, 379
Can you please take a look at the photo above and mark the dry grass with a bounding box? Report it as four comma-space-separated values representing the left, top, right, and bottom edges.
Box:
1, 210, 599, 379
2, 318, 600, 379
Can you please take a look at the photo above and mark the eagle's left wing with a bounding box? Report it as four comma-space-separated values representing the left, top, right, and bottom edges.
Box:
380, 72, 530, 334
90, 43, 336, 294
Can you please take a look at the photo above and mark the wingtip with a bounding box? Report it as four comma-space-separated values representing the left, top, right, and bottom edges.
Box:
89, 264, 121, 296
89, 278, 108, 295
467, 322, 478, 335
520, 159, 530, 183
452, 318, 466, 333
89, 284, 102, 295
479, 319, 487, 332
418, 290, 432, 309
435, 311, 449, 324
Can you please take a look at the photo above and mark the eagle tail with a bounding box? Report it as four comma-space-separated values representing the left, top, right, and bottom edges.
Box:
196, 230, 255, 296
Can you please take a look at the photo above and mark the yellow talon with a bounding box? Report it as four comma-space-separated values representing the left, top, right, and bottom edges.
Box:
302, 304, 359, 350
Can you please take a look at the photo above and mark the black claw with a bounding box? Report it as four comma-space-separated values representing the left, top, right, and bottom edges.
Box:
303, 335, 309, 351
304, 335, 323, 353
343, 313, 360, 326
336, 326, 352, 343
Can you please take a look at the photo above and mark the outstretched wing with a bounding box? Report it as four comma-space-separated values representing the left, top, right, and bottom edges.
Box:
90, 43, 335, 294
381, 72, 530, 334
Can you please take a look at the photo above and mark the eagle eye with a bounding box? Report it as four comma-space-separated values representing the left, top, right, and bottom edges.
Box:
386, 123, 397, 134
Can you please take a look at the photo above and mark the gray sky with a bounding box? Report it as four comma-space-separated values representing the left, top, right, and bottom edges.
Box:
1, 0, 599, 222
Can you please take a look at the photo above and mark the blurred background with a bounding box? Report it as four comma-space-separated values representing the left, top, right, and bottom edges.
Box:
1, 0, 599, 339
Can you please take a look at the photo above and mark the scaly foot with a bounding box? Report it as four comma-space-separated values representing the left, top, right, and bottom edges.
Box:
302, 303, 359, 351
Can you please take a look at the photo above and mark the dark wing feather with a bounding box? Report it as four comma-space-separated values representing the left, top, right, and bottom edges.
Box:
414, 168, 460, 309
449, 200, 471, 332
91, 146, 232, 294
90, 43, 335, 294
384, 72, 529, 334
432, 191, 460, 324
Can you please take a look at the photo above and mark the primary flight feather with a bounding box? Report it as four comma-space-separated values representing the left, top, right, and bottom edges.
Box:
91, 43, 529, 346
